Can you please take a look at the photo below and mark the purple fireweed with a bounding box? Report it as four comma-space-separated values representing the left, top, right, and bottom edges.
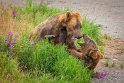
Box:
10, 44, 14, 49
4, 39, 9, 44
11, 33, 19, 43
12, 10, 16, 15
96, 72, 107, 79
30, 39, 34, 46
10, 38, 15, 43
3, 32, 18, 51
8, 32, 12, 37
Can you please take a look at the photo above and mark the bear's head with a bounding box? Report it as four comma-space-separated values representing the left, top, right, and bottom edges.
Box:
59, 12, 82, 40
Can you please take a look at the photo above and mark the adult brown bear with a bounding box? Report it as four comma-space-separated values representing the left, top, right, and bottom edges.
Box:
30, 12, 83, 52
78, 34, 102, 70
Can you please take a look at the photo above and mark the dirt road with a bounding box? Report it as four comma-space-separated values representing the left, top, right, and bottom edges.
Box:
1, 0, 124, 83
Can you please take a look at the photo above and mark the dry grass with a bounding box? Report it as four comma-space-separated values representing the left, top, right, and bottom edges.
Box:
0, 7, 10, 36
0, 6, 33, 37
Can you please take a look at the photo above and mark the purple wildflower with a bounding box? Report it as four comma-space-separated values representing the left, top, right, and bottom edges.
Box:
4, 39, 9, 44
12, 10, 16, 15
12, 10, 17, 18
10, 38, 15, 43
10, 44, 14, 49
96, 72, 107, 79
30, 39, 34, 46
11, 33, 19, 43
8, 32, 12, 37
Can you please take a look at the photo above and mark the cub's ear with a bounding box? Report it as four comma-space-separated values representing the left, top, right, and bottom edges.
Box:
66, 12, 72, 20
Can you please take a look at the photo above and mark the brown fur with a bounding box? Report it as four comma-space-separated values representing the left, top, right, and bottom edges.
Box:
79, 34, 102, 70
29, 12, 82, 50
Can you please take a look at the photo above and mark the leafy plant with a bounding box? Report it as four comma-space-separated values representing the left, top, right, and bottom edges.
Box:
16, 35, 91, 83
120, 64, 124, 69
103, 34, 112, 40
0, 53, 20, 81
104, 59, 110, 67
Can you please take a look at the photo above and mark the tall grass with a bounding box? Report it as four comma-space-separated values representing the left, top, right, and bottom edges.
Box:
15, 35, 91, 83
0, 53, 20, 82
82, 18, 105, 54
0, 0, 104, 82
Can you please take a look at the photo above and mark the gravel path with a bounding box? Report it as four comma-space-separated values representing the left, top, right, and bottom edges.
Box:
1, 0, 124, 83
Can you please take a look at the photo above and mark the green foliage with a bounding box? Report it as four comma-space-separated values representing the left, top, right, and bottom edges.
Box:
15, 35, 91, 83
82, 18, 105, 55
54, 56, 91, 83
103, 34, 112, 40
111, 62, 116, 67
104, 59, 110, 67
120, 64, 124, 69
104, 59, 116, 68
75, 18, 105, 54
82, 18, 103, 45
0, 53, 20, 81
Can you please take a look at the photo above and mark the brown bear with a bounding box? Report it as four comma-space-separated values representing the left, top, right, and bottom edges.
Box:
78, 34, 102, 70
29, 12, 83, 51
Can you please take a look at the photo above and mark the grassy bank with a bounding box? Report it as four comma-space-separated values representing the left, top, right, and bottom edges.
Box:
0, 0, 104, 83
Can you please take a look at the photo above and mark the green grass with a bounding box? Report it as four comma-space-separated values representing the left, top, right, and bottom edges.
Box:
82, 18, 105, 53
120, 64, 124, 69
0, 53, 20, 82
0, 0, 105, 82
103, 34, 112, 40
104, 59, 116, 68
75, 18, 105, 54
15, 36, 91, 83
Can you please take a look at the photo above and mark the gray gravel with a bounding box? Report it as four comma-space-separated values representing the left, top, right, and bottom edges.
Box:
92, 69, 124, 83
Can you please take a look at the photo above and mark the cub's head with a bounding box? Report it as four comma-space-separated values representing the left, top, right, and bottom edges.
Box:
78, 34, 98, 57
60, 12, 82, 39
78, 34, 101, 70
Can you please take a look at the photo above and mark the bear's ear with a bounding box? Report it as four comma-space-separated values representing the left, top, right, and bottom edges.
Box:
66, 12, 72, 20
